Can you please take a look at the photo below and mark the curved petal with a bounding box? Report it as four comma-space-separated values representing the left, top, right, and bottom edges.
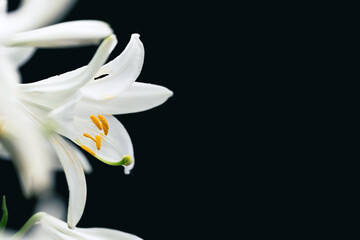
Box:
78, 82, 173, 115
0, 54, 20, 89
0, 0, 77, 37
72, 142, 93, 174
1, 46, 36, 67
0, 0, 7, 15
40, 214, 142, 240
49, 135, 86, 229
0, 143, 10, 159
0, 119, 54, 197
81, 34, 144, 100
17, 35, 117, 109
0, 58, 53, 197
71, 114, 134, 174
5, 20, 113, 48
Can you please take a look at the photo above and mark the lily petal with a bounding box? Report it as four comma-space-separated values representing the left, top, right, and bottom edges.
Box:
81, 34, 145, 100
0, 119, 54, 197
0, 0, 6, 15
1, 46, 36, 67
5, 20, 113, 48
0, 54, 20, 88
0, 58, 53, 197
0, 143, 10, 159
40, 214, 142, 240
49, 135, 86, 229
78, 82, 173, 115
18, 34, 117, 109
0, 0, 77, 37
72, 114, 134, 174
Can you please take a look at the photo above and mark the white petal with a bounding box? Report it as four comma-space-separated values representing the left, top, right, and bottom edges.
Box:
0, 0, 77, 37
0, 54, 20, 89
5, 20, 113, 48
81, 34, 144, 100
0, 119, 54, 197
0, 142, 10, 159
17, 35, 117, 109
72, 114, 134, 174
0, 0, 7, 15
40, 214, 143, 240
69, 139, 93, 174
0, 58, 53, 197
1, 46, 36, 67
78, 82, 173, 115
49, 135, 87, 228
35, 193, 66, 221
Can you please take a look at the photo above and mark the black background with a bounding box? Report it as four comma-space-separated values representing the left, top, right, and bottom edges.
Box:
1, 1, 233, 239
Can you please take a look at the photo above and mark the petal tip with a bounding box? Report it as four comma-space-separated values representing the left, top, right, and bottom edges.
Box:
132, 33, 140, 38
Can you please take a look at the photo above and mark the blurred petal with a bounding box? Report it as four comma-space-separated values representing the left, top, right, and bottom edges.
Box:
0, 54, 20, 89
0, 143, 10, 159
49, 135, 86, 228
34, 193, 66, 221
0, 119, 54, 197
78, 82, 173, 115
81, 34, 144, 100
1, 46, 36, 67
0, 58, 53, 197
40, 214, 142, 240
0, 0, 77, 36
0, 0, 7, 15
5, 20, 113, 48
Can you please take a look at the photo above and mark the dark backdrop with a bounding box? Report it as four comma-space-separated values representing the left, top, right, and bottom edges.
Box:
1, 1, 226, 239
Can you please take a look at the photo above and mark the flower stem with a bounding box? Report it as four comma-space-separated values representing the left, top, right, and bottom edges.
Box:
10, 212, 47, 240
0, 196, 8, 235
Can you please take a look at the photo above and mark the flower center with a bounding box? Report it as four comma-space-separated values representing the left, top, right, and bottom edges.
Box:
81, 115, 109, 154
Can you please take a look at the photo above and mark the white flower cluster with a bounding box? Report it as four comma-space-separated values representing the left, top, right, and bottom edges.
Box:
0, 0, 172, 239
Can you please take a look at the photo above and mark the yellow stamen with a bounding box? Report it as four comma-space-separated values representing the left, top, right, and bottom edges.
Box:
90, 115, 102, 130
95, 135, 102, 150
83, 133, 96, 142
81, 145, 96, 156
98, 115, 109, 135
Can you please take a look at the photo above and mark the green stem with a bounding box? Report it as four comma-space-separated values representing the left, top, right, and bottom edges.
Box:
10, 212, 46, 240
0, 196, 8, 235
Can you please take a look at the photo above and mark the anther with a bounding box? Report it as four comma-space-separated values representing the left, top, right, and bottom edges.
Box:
90, 115, 102, 130
98, 115, 109, 135
94, 74, 109, 80
83, 133, 96, 142
95, 135, 102, 150
81, 145, 96, 156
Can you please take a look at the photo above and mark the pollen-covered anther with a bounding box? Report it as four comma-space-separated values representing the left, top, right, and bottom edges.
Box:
81, 145, 96, 156
90, 115, 102, 130
95, 135, 102, 150
83, 133, 96, 142
98, 115, 109, 135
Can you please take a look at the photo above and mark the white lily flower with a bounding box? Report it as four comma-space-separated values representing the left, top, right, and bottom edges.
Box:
18, 34, 172, 228
0, 56, 53, 197
18, 33, 173, 174
0, 213, 142, 240
2, 34, 172, 228
1, 193, 141, 240
40, 214, 142, 240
